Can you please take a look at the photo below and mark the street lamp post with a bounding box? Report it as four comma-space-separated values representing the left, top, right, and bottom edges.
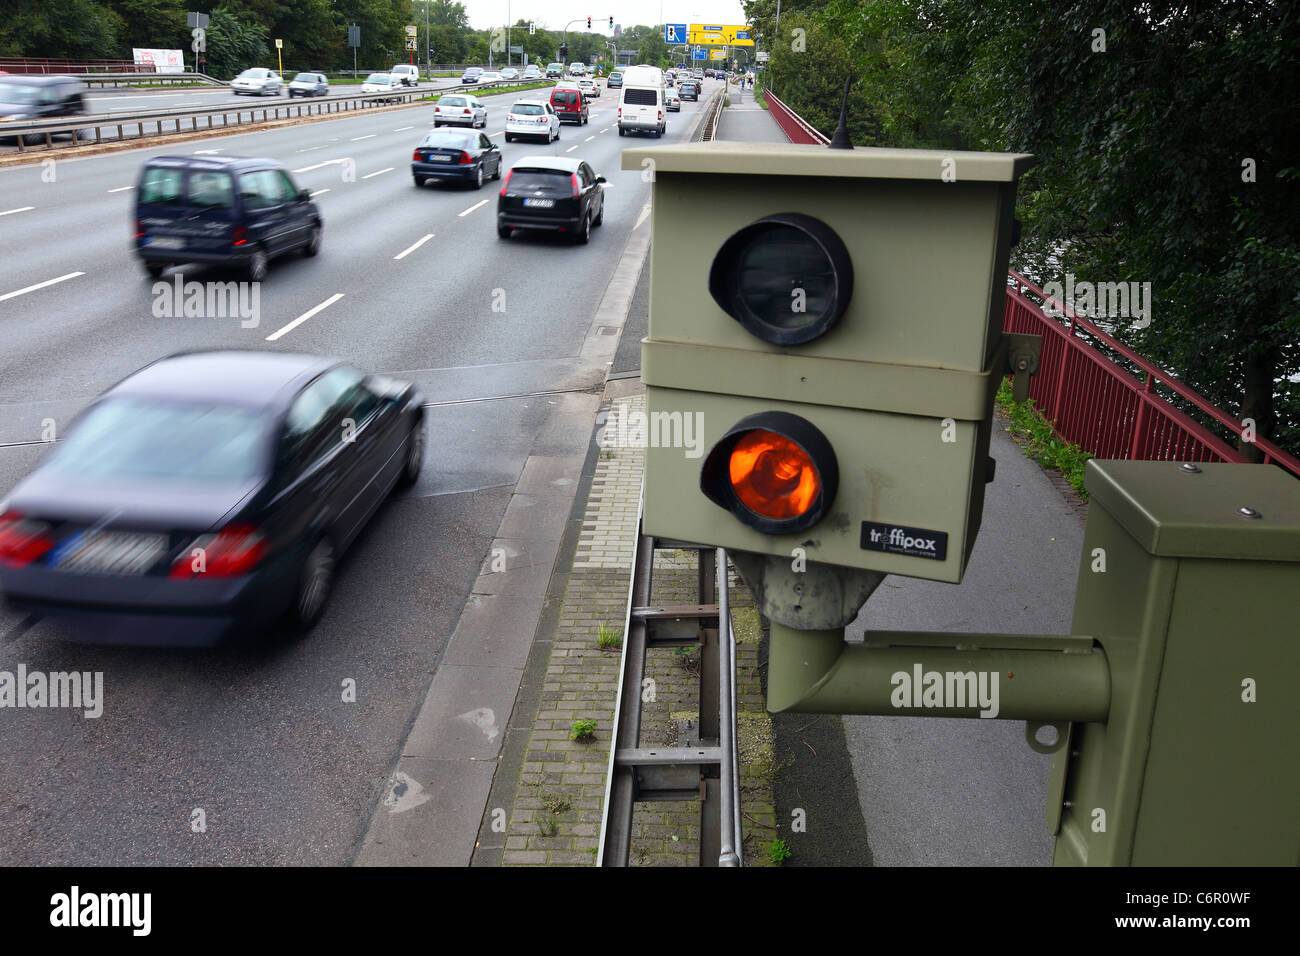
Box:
424, 0, 430, 76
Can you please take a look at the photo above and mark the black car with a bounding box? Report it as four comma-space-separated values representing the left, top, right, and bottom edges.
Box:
134, 155, 322, 281
0, 351, 424, 646
679, 81, 699, 101
497, 156, 606, 244
0, 75, 87, 145
412, 129, 502, 189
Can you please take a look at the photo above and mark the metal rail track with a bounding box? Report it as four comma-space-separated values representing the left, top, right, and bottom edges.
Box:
597, 484, 743, 866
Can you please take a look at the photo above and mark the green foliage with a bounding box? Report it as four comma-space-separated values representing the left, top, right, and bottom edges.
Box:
995, 378, 1091, 498
766, 837, 792, 865
205, 3, 270, 80
537, 813, 558, 836
597, 622, 622, 650
542, 793, 573, 815
569, 718, 597, 742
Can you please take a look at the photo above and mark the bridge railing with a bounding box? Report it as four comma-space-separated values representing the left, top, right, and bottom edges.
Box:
762, 88, 1300, 478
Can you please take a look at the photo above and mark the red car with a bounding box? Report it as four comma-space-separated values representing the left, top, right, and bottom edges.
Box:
549, 85, 589, 125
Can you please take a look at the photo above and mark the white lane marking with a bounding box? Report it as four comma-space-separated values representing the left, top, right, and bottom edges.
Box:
458, 199, 489, 217
600, 127, 609, 133
394, 233, 435, 260
393, 126, 414, 132
106, 186, 134, 193
634, 203, 651, 230
293, 158, 350, 173
584, 135, 595, 142
0, 272, 84, 304
564, 145, 579, 153
362, 167, 393, 179
265, 293, 344, 342
309, 188, 330, 197
193, 148, 224, 154
0, 205, 36, 216
351, 133, 377, 141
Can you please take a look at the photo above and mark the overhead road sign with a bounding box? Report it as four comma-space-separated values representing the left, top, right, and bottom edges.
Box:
665, 23, 688, 43
689, 24, 755, 46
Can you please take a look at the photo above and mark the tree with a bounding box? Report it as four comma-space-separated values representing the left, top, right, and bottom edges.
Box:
204, 3, 270, 78
103, 0, 188, 53
0, 0, 121, 60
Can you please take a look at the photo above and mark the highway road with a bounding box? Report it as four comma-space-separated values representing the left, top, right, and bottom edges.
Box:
0, 79, 717, 864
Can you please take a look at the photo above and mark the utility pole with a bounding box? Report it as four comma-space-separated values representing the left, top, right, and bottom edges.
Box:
424, 0, 430, 77
507, 0, 511, 67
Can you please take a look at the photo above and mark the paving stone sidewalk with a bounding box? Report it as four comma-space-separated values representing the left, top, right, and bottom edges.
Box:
499, 390, 780, 866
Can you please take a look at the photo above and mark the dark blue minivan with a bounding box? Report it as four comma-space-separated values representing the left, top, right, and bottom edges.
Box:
134, 156, 322, 281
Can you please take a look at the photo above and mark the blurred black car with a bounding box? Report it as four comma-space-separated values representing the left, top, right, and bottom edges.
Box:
0, 351, 424, 646
0, 75, 87, 145
497, 156, 605, 244
412, 128, 502, 189
679, 81, 699, 101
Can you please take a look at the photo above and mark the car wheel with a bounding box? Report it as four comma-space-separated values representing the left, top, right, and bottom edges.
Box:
286, 536, 334, 634
414, 175, 426, 187
492, 157, 502, 180
396, 421, 423, 489
143, 261, 164, 279
575, 212, 590, 245
618, 125, 626, 136
593, 200, 604, 226
246, 247, 268, 282
497, 223, 511, 239
302, 222, 321, 257
472, 164, 483, 189
504, 133, 513, 142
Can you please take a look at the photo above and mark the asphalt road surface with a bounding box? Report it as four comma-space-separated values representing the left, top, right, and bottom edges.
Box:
0, 79, 717, 864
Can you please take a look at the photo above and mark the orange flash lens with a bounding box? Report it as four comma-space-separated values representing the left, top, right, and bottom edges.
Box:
728, 430, 821, 520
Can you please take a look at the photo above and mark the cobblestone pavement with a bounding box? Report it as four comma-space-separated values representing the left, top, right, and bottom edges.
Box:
501, 391, 779, 866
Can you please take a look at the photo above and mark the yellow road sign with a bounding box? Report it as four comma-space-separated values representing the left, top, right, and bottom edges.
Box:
688, 24, 754, 46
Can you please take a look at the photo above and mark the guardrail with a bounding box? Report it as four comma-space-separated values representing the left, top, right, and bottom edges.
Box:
695, 87, 725, 142
0, 79, 543, 153
764, 87, 829, 145
74, 72, 225, 89
0, 57, 153, 74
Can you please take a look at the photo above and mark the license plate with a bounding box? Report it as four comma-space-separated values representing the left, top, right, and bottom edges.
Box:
56, 530, 167, 575
148, 236, 184, 249
523, 198, 554, 208
429, 154, 452, 163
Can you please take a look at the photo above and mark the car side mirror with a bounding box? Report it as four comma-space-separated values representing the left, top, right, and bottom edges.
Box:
595, 176, 606, 184
298, 189, 311, 202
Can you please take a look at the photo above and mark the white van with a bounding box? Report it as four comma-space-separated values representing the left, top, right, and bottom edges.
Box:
390, 64, 420, 86
618, 64, 665, 137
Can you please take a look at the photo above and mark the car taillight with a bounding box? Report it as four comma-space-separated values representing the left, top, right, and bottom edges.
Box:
0, 510, 54, 568
170, 523, 268, 578
500, 168, 512, 197
571, 173, 580, 198
412, 148, 422, 161
658, 110, 664, 120
133, 217, 143, 239
463, 108, 470, 115
617, 107, 622, 117
459, 151, 472, 165
232, 225, 248, 247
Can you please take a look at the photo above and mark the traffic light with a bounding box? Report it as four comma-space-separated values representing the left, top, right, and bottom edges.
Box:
559, 42, 567, 60
609, 16, 614, 28
624, 142, 1034, 591
587, 17, 592, 29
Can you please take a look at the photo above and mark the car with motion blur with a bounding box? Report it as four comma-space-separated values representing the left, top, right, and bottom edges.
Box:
231, 68, 283, 96
549, 84, 588, 125
0, 351, 424, 645
606, 71, 623, 88
411, 128, 502, 189
433, 93, 487, 128
665, 88, 681, 111
522, 64, 543, 79
568, 62, 587, 77
679, 80, 699, 101
504, 99, 559, 143
134, 155, 322, 282
390, 64, 420, 86
360, 72, 403, 95
287, 72, 329, 97
497, 156, 606, 244
478, 71, 502, 84
546, 63, 565, 78
461, 66, 484, 83
576, 77, 599, 98
0, 75, 87, 145
499, 67, 519, 80
693, 69, 705, 79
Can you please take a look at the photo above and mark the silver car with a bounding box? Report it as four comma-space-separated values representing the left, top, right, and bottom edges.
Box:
433, 94, 487, 128
231, 68, 282, 96
287, 72, 328, 97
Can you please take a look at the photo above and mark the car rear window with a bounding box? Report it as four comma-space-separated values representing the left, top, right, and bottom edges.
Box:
623, 88, 658, 105
421, 131, 473, 148
509, 169, 571, 190
511, 103, 543, 115
139, 166, 184, 206
366, 73, 389, 83
187, 171, 234, 210
49, 398, 269, 484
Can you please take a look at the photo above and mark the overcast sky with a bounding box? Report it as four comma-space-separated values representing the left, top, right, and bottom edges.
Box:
460, 2, 750, 32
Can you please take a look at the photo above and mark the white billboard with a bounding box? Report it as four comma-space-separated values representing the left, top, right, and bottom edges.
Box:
132, 48, 186, 73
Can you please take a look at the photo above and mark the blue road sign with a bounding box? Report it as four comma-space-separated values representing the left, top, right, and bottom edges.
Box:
665, 23, 688, 43
691, 47, 707, 60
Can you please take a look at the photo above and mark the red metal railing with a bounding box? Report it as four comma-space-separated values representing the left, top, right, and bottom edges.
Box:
763, 88, 1300, 478
0, 57, 158, 74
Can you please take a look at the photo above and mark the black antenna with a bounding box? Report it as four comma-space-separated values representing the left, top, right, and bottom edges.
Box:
827, 76, 854, 149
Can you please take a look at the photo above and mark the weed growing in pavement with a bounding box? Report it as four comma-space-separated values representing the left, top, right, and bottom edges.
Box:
675, 646, 701, 676
542, 793, 573, 815
767, 837, 792, 865
994, 377, 1092, 498
597, 622, 622, 650
538, 813, 558, 836
569, 718, 597, 742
